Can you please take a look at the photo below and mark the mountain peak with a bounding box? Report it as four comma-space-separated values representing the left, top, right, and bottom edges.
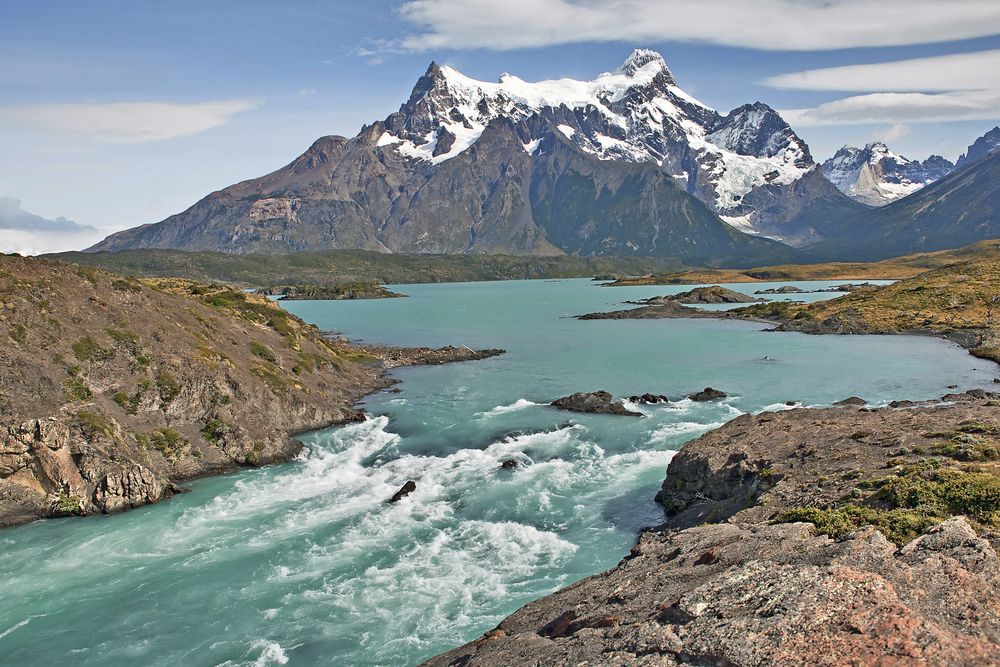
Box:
957, 126, 1000, 168
616, 49, 671, 78
822, 140, 953, 206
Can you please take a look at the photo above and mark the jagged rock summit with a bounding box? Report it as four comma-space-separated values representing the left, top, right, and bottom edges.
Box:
88, 49, 854, 260
822, 142, 954, 206
956, 126, 1000, 168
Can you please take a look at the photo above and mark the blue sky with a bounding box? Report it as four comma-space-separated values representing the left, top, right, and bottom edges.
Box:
2, 0, 999, 253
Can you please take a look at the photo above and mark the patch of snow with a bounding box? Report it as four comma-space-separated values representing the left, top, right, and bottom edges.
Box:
522, 138, 541, 155
556, 124, 576, 139
396, 130, 439, 162
719, 213, 756, 233
376, 132, 402, 147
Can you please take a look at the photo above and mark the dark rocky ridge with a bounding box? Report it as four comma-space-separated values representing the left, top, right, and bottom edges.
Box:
424, 395, 1000, 665
0, 255, 502, 527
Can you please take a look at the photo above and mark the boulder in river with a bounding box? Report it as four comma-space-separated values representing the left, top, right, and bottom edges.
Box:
833, 396, 867, 406
550, 391, 642, 417
388, 480, 416, 503
687, 387, 727, 401
628, 393, 670, 404
498, 459, 520, 470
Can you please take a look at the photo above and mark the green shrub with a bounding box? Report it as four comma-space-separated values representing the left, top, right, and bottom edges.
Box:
74, 410, 113, 438
56, 492, 82, 514
8, 324, 26, 344
112, 386, 145, 415
777, 464, 1000, 545
249, 341, 278, 363
156, 372, 181, 403
957, 422, 1000, 435
250, 365, 288, 394
111, 278, 141, 293
141, 428, 187, 458
875, 468, 1000, 525
64, 375, 92, 400
201, 418, 227, 444
777, 506, 936, 545
72, 335, 113, 363
106, 327, 141, 354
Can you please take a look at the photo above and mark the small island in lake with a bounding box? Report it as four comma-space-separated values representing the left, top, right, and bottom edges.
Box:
262, 282, 405, 300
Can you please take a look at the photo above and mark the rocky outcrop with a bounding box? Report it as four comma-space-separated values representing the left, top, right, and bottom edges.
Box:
264, 282, 405, 300
686, 387, 726, 401
576, 301, 713, 320
424, 395, 1000, 665
388, 480, 416, 503
0, 255, 503, 527
550, 391, 642, 417
628, 393, 670, 404
629, 285, 763, 306
425, 516, 999, 666
754, 285, 804, 294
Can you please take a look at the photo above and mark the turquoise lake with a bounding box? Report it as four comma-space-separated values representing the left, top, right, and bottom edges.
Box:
1, 278, 997, 666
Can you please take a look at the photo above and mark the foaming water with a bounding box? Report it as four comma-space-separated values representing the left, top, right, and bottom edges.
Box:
1, 278, 995, 666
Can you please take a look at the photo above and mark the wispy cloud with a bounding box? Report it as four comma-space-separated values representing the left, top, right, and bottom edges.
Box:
387, 0, 1000, 52
0, 196, 104, 255
782, 90, 1000, 127
0, 99, 261, 143
767, 50, 1000, 127
763, 49, 1000, 92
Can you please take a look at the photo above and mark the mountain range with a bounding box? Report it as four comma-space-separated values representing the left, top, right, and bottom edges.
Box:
821, 143, 953, 207
87, 50, 1000, 265
810, 147, 1000, 261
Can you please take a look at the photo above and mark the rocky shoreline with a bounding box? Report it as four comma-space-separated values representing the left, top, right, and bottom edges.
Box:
0, 255, 503, 528
578, 262, 1000, 366
424, 391, 1000, 665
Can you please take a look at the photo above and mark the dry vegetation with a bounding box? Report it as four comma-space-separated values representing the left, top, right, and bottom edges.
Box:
731, 257, 1000, 362
606, 239, 1000, 286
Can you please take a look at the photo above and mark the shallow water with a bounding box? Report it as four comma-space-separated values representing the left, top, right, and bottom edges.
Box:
1, 278, 996, 666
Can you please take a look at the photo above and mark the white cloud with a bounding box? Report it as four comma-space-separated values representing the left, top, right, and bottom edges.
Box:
390, 0, 1000, 52
0, 196, 95, 233
782, 90, 1000, 127
766, 48, 1000, 127
874, 123, 911, 143
0, 99, 261, 143
763, 49, 1000, 92
0, 197, 105, 255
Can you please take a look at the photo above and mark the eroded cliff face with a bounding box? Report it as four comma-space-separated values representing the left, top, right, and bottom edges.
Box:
0, 255, 501, 526
424, 396, 1000, 666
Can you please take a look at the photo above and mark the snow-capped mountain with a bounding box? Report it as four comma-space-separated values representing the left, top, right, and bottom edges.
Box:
821, 143, 954, 206
956, 126, 1000, 168
89, 50, 854, 259
378, 50, 826, 241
